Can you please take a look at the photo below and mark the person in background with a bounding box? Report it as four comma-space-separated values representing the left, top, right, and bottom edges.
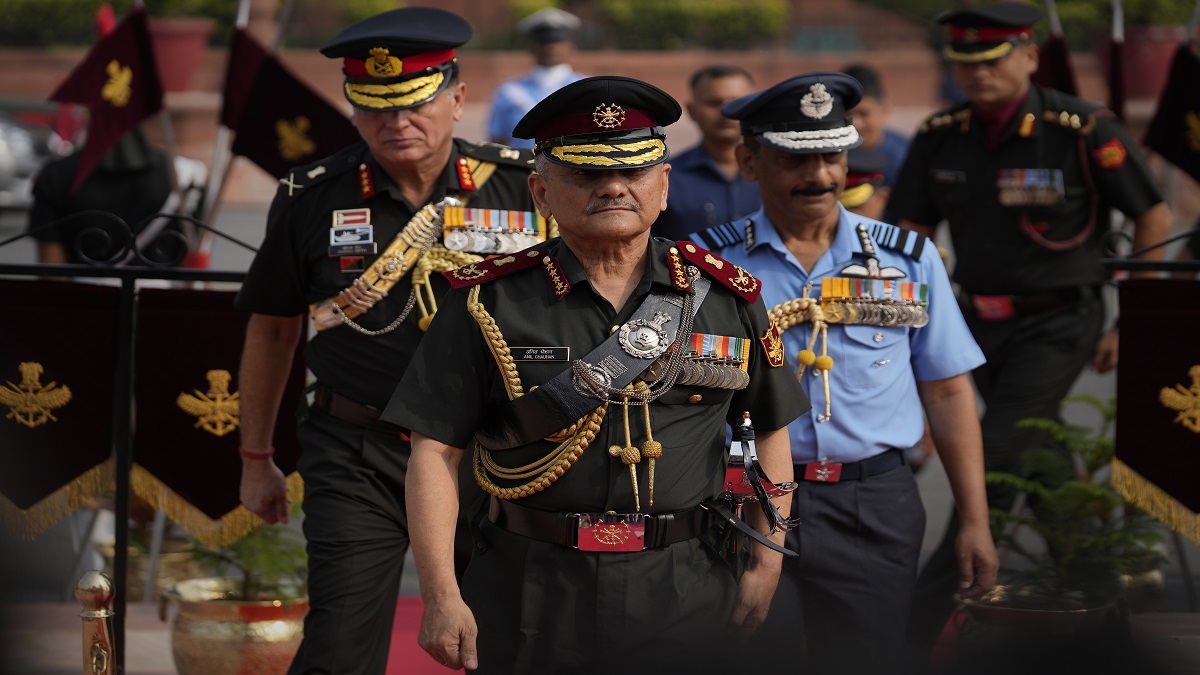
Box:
487, 7, 586, 149
27, 127, 205, 265
233, 9, 536, 673
839, 145, 890, 220
390, 75, 807, 673
889, 5, 1174, 669
696, 71, 997, 675
840, 63, 910, 189
653, 65, 759, 241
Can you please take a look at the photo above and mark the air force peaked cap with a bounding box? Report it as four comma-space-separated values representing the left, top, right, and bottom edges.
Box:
937, 3, 1042, 63
320, 7, 472, 112
513, 76, 681, 170
722, 72, 863, 154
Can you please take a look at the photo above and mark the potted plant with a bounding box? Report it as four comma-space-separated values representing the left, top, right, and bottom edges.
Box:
955, 395, 1167, 673
160, 516, 308, 675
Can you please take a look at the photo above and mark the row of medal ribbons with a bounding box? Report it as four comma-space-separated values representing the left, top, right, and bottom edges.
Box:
442, 207, 548, 254
819, 276, 930, 327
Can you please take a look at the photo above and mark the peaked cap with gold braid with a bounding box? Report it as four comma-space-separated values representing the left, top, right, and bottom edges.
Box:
512, 76, 681, 170
320, 7, 471, 112
937, 3, 1042, 64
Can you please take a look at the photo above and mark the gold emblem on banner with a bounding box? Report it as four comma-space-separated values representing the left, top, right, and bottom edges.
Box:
0, 362, 73, 428
101, 59, 132, 107
1159, 365, 1200, 434
277, 116, 316, 161
176, 370, 240, 437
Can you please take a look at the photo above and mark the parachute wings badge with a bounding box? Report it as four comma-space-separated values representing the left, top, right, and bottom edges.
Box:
1160, 365, 1200, 434
0, 362, 73, 428
177, 370, 241, 437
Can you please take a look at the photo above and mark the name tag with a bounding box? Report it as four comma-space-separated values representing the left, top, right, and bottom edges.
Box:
511, 347, 569, 362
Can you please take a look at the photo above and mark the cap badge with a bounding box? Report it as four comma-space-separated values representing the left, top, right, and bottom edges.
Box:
963, 28, 978, 43
366, 47, 403, 78
593, 103, 626, 130
800, 83, 833, 120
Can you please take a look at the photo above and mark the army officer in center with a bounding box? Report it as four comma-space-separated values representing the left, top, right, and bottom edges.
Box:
384, 76, 808, 673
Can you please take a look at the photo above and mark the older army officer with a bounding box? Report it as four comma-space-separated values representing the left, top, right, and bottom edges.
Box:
889, 5, 1173, 665
233, 8, 538, 673
693, 72, 998, 675
383, 76, 809, 674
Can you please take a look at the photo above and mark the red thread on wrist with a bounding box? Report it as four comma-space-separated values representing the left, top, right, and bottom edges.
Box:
239, 447, 275, 459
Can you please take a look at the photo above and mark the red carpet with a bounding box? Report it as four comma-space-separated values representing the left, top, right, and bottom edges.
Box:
388, 597, 451, 674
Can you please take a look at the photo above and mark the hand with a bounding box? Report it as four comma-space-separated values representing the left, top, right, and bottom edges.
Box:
239, 458, 292, 524
954, 523, 999, 600
727, 555, 782, 639
1091, 326, 1119, 374
419, 595, 478, 670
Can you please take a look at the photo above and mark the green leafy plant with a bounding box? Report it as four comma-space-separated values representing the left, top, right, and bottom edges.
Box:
985, 395, 1165, 608
188, 518, 308, 601
598, 0, 788, 50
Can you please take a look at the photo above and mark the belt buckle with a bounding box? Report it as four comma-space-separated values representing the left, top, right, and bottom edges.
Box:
804, 457, 842, 483
576, 511, 646, 552
971, 294, 1017, 321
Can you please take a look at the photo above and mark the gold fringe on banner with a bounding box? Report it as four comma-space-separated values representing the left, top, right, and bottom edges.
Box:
0, 461, 113, 540
130, 464, 304, 549
1113, 459, 1200, 545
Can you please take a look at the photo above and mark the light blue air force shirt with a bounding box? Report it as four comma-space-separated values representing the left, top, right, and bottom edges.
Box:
487, 64, 587, 149
693, 205, 985, 464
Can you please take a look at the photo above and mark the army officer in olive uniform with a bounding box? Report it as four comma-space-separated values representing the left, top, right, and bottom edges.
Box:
234, 8, 538, 674
888, 6, 1173, 663
385, 76, 808, 674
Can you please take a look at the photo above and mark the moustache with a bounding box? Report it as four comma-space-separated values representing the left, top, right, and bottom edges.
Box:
792, 184, 839, 197
585, 199, 641, 214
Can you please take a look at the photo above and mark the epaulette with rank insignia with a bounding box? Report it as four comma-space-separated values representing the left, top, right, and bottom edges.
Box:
676, 241, 762, 303
276, 142, 366, 199
457, 140, 537, 168
693, 218, 752, 252
918, 108, 970, 134
443, 248, 546, 289
1042, 109, 1098, 136
864, 221, 930, 261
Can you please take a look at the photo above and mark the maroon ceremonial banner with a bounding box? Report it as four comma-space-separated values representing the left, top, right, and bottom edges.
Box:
1030, 33, 1077, 97
1113, 279, 1200, 543
48, 5, 163, 192
0, 280, 118, 538
228, 36, 360, 179
132, 288, 307, 547
1143, 44, 1200, 184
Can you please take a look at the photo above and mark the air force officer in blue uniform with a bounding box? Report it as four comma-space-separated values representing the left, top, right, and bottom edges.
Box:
693, 72, 998, 675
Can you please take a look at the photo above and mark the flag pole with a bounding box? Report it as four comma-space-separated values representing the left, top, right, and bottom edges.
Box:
198, 0, 295, 237
1045, 0, 1063, 36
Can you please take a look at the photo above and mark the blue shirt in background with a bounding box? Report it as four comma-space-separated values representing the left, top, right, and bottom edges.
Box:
654, 144, 760, 241
487, 64, 587, 149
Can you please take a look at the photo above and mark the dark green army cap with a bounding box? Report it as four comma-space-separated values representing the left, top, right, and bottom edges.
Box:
937, 3, 1043, 64
512, 76, 682, 170
320, 7, 471, 112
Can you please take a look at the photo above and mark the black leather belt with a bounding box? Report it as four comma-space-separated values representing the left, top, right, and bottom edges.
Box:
487, 497, 711, 551
963, 285, 1098, 320
794, 448, 905, 483
312, 384, 404, 435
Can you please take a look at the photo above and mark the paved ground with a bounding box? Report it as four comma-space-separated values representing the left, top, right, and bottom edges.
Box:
2, 174, 1198, 672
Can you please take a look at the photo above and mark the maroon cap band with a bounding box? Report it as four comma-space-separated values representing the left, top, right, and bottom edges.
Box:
534, 108, 658, 143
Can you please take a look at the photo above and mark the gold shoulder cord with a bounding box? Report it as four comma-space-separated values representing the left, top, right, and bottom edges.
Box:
466, 285, 608, 499
770, 283, 833, 422
310, 202, 445, 334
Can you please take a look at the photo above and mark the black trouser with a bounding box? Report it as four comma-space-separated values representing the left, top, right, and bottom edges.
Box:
907, 292, 1104, 672
749, 459, 926, 675
463, 514, 739, 675
288, 400, 480, 674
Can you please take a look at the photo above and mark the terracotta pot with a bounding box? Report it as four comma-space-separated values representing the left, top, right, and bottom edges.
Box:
160, 578, 308, 675
148, 18, 216, 93
1093, 25, 1187, 101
